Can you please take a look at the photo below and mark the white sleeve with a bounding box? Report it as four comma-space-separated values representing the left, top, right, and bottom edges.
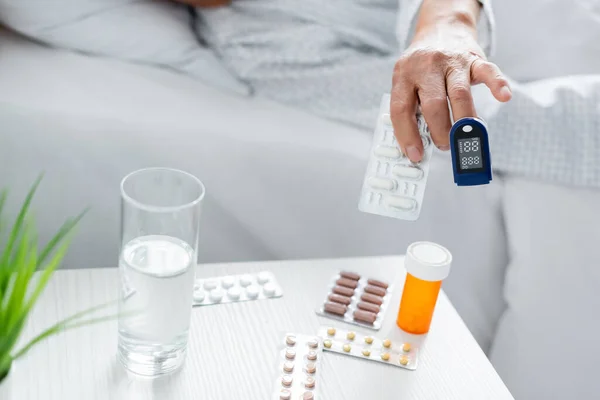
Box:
396, 0, 496, 56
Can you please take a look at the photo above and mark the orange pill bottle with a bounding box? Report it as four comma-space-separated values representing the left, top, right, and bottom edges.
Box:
397, 241, 452, 335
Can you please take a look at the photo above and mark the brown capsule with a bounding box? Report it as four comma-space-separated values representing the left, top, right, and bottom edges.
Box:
364, 285, 386, 297
336, 277, 359, 289
339, 271, 361, 281
360, 293, 383, 306
328, 293, 352, 305
367, 279, 389, 289
357, 301, 380, 314
332, 285, 354, 297
323, 301, 347, 316
353, 310, 377, 325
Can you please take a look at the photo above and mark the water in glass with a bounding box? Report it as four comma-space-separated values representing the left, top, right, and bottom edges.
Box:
118, 234, 195, 376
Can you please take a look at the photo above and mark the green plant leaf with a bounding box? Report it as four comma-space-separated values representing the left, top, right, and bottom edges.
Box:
3, 222, 30, 329
0, 176, 120, 371
37, 208, 87, 268
0, 175, 42, 296
18, 236, 72, 329
0, 354, 11, 381
12, 301, 120, 361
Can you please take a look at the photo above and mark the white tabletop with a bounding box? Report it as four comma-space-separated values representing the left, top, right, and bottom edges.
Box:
10, 256, 513, 400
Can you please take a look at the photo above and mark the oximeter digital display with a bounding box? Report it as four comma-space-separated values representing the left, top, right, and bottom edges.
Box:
450, 117, 492, 186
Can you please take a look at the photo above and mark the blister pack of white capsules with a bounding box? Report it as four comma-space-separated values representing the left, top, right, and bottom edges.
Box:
192, 271, 283, 306
319, 326, 419, 371
358, 94, 434, 221
272, 333, 323, 400
315, 271, 393, 331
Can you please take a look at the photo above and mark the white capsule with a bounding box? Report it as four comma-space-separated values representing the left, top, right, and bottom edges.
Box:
381, 113, 392, 125
239, 274, 253, 287
227, 286, 241, 300
257, 272, 271, 284
246, 285, 260, 299
368, 177, 396, 191
385, 196, 417, 211
392, 165, 424, 180
263, 283, 277, 297
203, 279, 219, 291
222, 276, 236, 289
209, 288, 224, 302
374, 145, 401, 159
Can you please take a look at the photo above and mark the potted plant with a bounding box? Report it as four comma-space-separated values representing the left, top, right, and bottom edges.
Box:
0, 176, 116, 393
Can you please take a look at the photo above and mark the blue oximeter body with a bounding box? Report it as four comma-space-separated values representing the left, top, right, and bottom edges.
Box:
450, 117, 492, 186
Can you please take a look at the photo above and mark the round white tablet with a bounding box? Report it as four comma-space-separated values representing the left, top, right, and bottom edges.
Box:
203, 279, 219, 291
263, 282, 277, 297
239, 274, 253, 287
193, 290, 205, 303
257, 272, 271, 284
209, 288, 224, 302
246, 285, 260, 299
222, 276, 236, 289
227, 286, 242, 300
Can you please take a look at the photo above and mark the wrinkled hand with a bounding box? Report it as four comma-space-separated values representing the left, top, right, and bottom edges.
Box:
391, 24, 511, 162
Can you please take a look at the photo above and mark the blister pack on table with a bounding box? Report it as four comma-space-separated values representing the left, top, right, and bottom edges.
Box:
272, 333, 323, 400
319, 326, 419, 371
315, 271, 393, 331
193, 271, 282, 306
358, 94, 434, 221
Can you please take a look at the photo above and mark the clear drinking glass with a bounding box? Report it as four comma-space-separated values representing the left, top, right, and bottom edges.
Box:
118, 168, 205, 376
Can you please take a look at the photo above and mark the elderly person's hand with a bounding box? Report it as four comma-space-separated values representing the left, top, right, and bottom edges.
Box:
392, 0, 512, 163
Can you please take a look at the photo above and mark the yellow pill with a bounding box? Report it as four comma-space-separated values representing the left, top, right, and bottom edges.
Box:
381, 352, 390, 361
402, 343, 412, 353
346, 332, 356, 341
364, 336, 374, 345
362, 349, 371, 357
383, 339, 392, 348
343, 344, 352, 353
327, 328, 336, 336
400, 356, 409, 366
323, 340, 332, 349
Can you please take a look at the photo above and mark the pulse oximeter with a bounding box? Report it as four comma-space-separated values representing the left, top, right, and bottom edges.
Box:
450, 117, 492, 186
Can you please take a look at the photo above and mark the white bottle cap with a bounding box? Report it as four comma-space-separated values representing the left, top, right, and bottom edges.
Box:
404, 241, 452, 282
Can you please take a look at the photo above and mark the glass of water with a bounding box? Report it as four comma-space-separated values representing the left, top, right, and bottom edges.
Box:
118, 167, 205, 376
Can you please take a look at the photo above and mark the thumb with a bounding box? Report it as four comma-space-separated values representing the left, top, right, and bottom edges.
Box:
471, 59, 512, 102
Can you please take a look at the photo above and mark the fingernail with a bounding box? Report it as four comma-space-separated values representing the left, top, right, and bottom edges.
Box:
500, 85, 512, 98
438, 144, 450, 151
406, 146, 422, 163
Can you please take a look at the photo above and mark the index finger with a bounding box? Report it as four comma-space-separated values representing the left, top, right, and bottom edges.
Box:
390, 82, 422, 163
446, 70, 476, 122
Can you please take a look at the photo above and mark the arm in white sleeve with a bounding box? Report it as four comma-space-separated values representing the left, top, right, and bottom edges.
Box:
396, 0, 495, 56
473, 76, 600, 188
